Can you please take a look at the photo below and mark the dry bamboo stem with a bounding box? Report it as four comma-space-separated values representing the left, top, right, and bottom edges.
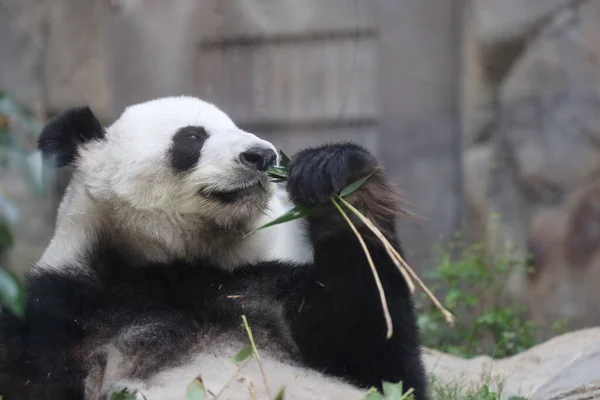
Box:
241, 315, 274, 399
331, 197, 394, 339
336, 196, 455, 326
212, 355, 254, 400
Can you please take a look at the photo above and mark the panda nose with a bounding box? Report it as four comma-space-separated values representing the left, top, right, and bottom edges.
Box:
239, 147, 277, 172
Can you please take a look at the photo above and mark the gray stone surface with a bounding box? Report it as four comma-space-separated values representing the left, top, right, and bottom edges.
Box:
425, 328, 600, 399
532, 350, 600, 400
474, 0, 573, 44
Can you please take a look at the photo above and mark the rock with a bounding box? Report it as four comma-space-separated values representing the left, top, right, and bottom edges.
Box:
463, 144, 493, 242
531, 350, 600, 400
424, 327, 600, 399
523, 183, 600, 330
483, 0, 600, 329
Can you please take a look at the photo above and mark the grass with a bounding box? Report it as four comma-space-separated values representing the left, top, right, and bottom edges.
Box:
428, 375, 528, 400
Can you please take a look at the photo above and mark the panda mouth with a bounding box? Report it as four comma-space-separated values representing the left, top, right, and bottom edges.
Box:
201, 180, 266, 203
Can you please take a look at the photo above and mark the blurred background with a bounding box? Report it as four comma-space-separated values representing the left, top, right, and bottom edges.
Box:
1, 0, 600, 357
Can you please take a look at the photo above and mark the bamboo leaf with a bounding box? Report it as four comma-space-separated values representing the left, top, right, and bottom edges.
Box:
0, 267, 25, 319
380, 381, 415, 400
229, 345, 253, 363
278, 149, 292, 169
339, 167, 379, 198
186, 377, 209, 400
247, 206, 314, 235
268, 166, 288, 179
381, 381, 404, 400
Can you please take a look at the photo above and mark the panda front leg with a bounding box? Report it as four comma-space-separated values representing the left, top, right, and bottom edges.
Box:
284, 143, 430, 400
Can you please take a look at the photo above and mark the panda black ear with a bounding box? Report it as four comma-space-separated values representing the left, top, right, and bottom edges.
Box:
38, 106, 105, 168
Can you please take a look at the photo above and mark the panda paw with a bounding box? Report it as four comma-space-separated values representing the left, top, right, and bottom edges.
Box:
286, 143, 377, 206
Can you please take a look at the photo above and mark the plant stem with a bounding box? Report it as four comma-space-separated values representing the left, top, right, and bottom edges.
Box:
331, 196, 394, 339
336, 196, 455, 327
241, 315, 273, 399
212, 355, 254, 399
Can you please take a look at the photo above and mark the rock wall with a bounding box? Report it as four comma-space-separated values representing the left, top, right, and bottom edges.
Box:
464, 0, 600, 330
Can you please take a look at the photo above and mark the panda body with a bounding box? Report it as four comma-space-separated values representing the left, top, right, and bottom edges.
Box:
0, 97, 429, 400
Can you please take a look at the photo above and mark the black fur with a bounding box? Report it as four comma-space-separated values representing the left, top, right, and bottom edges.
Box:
169, 126, 209, 172
37, 107, 105, 168
287, 142, 376, 205
0, 143, 429, 400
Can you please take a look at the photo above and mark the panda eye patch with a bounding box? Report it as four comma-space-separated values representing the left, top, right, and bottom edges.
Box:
170, 126, 209, 172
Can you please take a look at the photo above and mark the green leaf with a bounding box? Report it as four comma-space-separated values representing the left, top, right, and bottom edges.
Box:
0, 195, 19, 223
108, 389, 138, 400
0, 222, 13, 249
278, 149, 292, 169
0, 268, 25, 319
186, 377, 209, 400
268, 166, 288, 179
229, 345, 252, 363
339, 167, 379, 197
247, 205, 314, 235
381, 381, 404, 400
275, 389, 285, 400
362, 387, 384, 400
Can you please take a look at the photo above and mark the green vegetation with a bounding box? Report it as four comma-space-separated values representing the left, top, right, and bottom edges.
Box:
0, 91, 46, 318
417, 240, 566, 359
428, 375, 528, 400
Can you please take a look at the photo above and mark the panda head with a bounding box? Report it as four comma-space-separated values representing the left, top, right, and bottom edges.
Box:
39, 96, 278, 229
35, 96, 305, 268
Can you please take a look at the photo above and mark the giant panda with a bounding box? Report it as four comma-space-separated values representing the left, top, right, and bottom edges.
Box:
0, 96, 430, 400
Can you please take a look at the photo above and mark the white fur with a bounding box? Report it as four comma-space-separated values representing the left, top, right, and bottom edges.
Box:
95, 338, 366, 400
35, 96, 313, 273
